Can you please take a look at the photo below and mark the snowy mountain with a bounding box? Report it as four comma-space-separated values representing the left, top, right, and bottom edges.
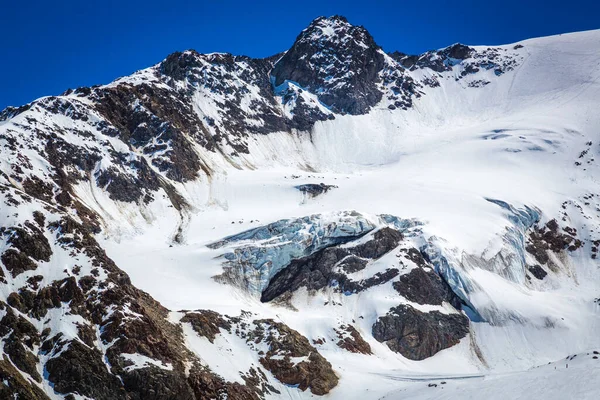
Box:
1, 15, 600, 399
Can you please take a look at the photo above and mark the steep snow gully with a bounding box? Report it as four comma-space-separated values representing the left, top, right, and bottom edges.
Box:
1, 15, 600, 400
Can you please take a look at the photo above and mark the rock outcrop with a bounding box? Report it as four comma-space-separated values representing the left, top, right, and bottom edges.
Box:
260, 226, 402, 301
372, 304, 469, 360
335, 325, 372, 355
526, 219, 582, 266
181, 311, 339, 396
393, 266, 462, 309
272, 15, 386, 115
295, 183, 337, 198
211, 211, 377, 293
251, 320, 338, 395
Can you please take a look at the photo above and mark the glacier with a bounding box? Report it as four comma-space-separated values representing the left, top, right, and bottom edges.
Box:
209, 211, 426, 294
2, 15, 600, 400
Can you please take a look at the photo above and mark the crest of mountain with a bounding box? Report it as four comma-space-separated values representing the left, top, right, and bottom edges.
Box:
1, 14, 600, 400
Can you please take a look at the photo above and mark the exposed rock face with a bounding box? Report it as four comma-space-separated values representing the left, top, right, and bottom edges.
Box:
92, 82, 207, 182
393, 266, 463, 309
46, 340, 128, 399
251, 319, 338, 395
272, 15, 386, 115
372, 304, 469, 360
335, 325, 372, 354
158, 51, 292, 138
180, 311, 338, 396
2, 222, 52, 263
295, 183, 337, 198
187, 364, 270, 400
391, 42, 522, 80
261, 227, 402, 301
528, 264, 548, 280
1, 249, 38, 277
526, 219, 582, 265
181, 310, 232, 343
0, 357, 50, 400
0, 305, 42, 383
211, 211, 377, 293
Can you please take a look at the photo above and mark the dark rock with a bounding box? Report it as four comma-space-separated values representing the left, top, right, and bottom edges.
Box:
261, 227, 402, 302
338, 268, 400, 294
0, 307, 42, 382
295, 183, 337, 198
181, 310, 232, 343
526, 219, 582, 265
335, 325, 372, 354
402, 247, 429, 267
46, 340, 127, 399
93, 83, 206, 182
0, 358, 50, 400
528, 265, 548, 280
187, 364, 266, 400
272, 16, 386, 115
352, 228, 402, 259
22, 176, 54, 203
338, 255, 368, 273
446, 43, 474, 60
3, 223, 52, 262
161, 51, 202, 81
1, 249, 38, 277
393, 266, 462, 309
372, 304, 469, 360
120, 368, 195, 400
26, 275, 44, 290
251, 319, 338, 395
158, 50, 293, 137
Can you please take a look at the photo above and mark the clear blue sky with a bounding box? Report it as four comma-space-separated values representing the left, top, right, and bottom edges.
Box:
1, 0, 598, 110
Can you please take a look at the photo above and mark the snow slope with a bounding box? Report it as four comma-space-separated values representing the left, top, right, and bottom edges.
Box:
1, 18, 600, 399
97, 29, 600, 398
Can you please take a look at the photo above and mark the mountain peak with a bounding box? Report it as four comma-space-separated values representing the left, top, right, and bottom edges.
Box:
272, 15, 385, 115
296, 15, 378, 52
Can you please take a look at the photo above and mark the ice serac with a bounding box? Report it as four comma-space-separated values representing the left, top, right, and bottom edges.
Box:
421, 199, 541, 322
420, 199, 580, 325
209, 211, 377, 293
210, 212, 428, 295
481, 199, 541, 284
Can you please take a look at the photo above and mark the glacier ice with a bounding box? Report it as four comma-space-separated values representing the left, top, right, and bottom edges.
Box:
211, 201, 546, 327
210, 211, 376, 293
210, 211, 425, 294
422, 199, 542, 323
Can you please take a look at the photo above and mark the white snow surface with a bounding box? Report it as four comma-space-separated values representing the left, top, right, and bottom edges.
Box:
95, 29, 600, 399
3, 28, 600, 398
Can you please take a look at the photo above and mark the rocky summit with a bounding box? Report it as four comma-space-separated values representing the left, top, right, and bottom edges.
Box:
1, 14, 600, 400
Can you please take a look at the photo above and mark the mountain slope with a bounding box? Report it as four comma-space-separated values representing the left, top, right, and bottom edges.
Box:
1, 16, 600, 399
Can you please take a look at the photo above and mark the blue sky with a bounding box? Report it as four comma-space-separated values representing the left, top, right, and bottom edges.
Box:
1, 0, 598, 110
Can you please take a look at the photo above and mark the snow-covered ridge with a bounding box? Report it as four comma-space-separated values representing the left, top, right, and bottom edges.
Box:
1, 15, 600, 399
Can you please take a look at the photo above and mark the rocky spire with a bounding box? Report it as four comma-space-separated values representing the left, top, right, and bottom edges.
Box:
271, 15, 386, 115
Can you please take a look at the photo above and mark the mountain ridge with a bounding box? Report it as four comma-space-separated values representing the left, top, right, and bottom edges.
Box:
1, 15, 600, 400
